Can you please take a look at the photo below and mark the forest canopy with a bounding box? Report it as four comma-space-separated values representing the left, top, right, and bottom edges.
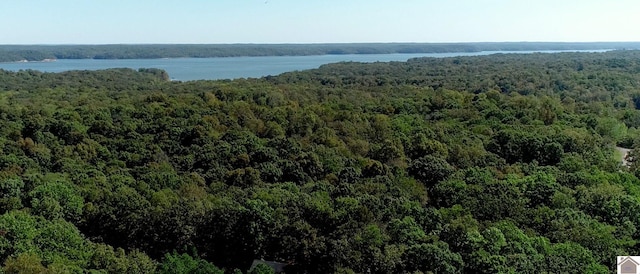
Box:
0, 50, 640, 273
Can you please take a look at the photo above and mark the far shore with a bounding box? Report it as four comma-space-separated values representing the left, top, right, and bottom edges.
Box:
8, 58, 57, 63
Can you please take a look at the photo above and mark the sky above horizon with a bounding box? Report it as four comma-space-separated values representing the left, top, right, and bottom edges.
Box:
1, 0, 638, 44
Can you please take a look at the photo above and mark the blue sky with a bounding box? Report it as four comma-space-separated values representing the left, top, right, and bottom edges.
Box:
1, 0, 638, 44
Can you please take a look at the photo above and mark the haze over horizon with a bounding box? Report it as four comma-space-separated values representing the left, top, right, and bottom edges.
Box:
1, 0, 639, 44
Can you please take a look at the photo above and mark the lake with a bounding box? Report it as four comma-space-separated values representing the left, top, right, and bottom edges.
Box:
0, 50, 610, 81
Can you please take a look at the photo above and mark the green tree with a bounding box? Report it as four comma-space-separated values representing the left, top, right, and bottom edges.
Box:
0, 177, 24, 213
403, 241, 464, 274
28, 174, 84, 221
158, 251, 223, 274
407, 155, 454, 186
3, 252, 47, 274
249, 263, 276, 274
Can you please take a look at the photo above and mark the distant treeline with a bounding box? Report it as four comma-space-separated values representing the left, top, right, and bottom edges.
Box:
0, 42, 639, 62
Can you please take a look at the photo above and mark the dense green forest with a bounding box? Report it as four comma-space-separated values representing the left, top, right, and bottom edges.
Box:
2, 50, 640, 273
1, 42, 640, 62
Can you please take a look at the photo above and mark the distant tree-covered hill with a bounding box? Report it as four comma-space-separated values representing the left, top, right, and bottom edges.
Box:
0, 42, 639, 62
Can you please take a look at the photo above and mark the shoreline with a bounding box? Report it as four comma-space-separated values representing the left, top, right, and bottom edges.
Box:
5, 58, 57, 64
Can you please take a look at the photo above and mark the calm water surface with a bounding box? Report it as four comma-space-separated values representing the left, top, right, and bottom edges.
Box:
0, 50, 610, 81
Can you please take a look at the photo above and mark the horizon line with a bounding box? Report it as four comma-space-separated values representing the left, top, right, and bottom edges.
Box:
1, 41, 640, 46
